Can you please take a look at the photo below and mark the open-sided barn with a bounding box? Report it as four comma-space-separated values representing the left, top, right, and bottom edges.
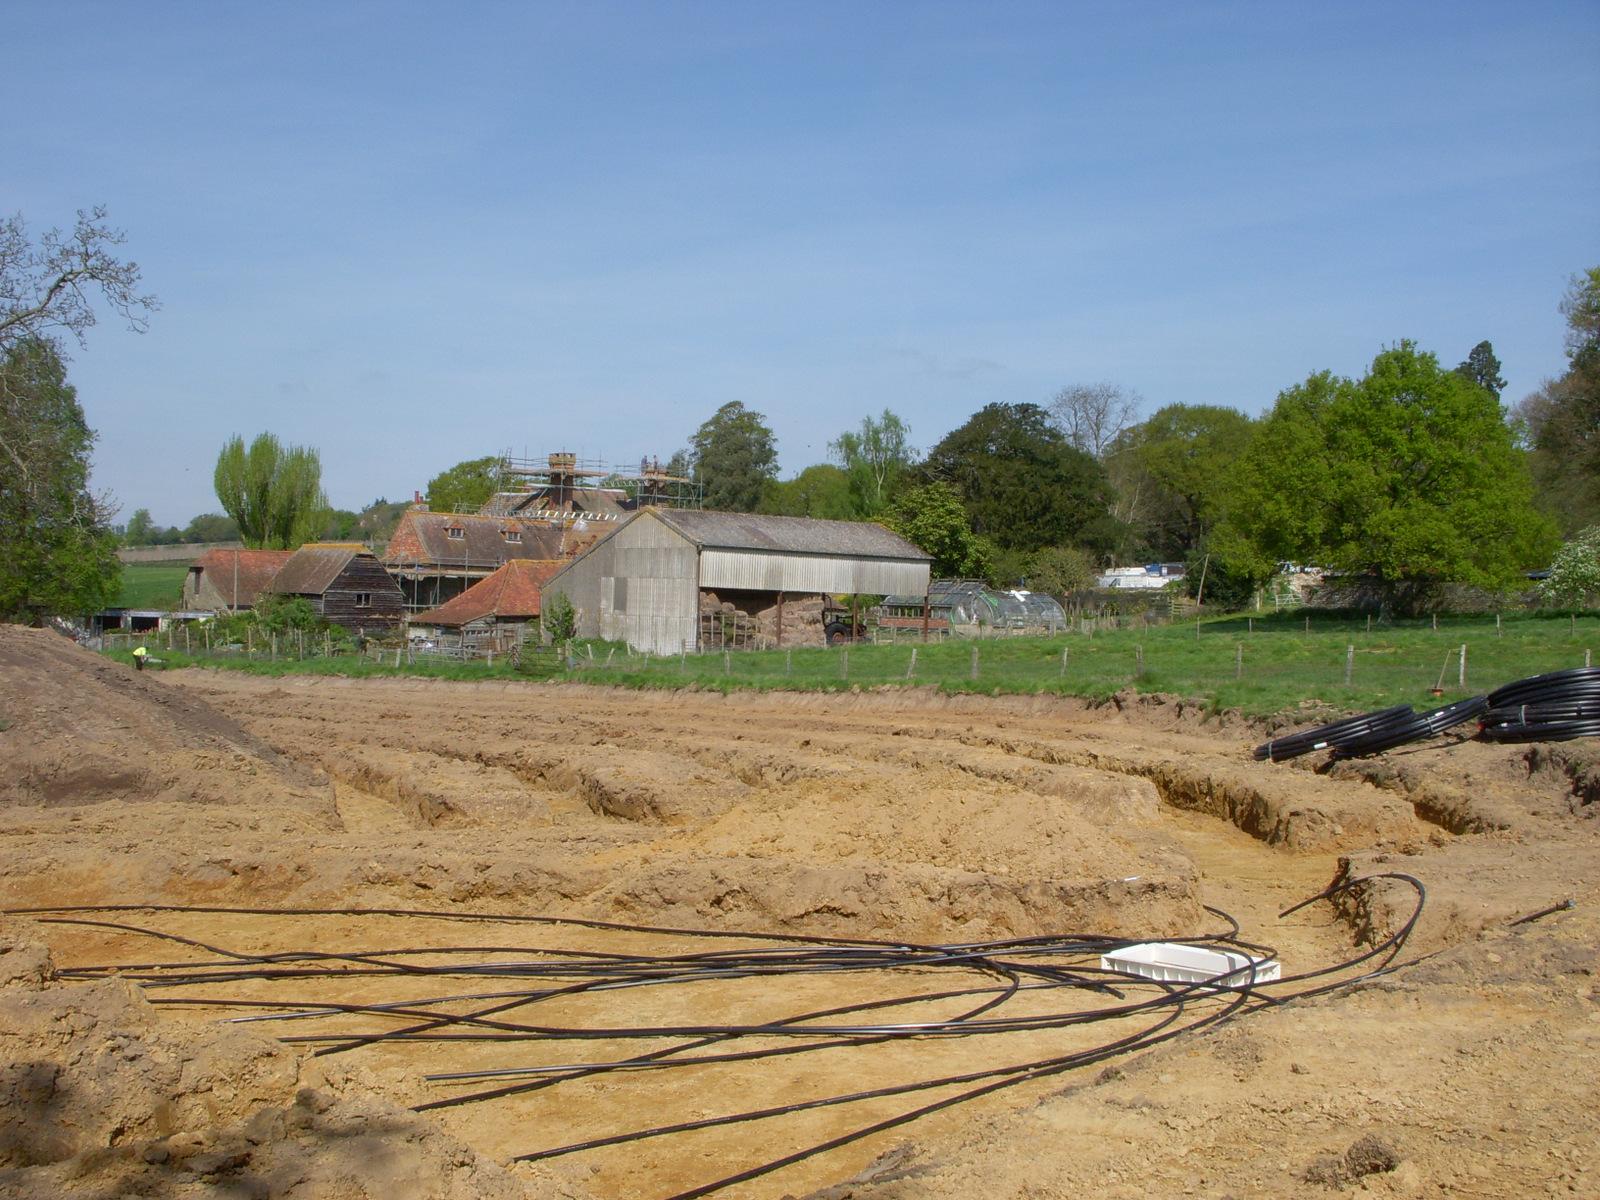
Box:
542, 508, 930, 653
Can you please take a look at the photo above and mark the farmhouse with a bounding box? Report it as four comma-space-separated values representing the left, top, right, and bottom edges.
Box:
383, 507, 602, 612
181, 548, 294, 612
410, 558, 562, 653
542, 508, 931, 653
268, 544, 405, 633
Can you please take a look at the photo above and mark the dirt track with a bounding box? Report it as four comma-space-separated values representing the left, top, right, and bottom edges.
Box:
1, 625, 1596, 1198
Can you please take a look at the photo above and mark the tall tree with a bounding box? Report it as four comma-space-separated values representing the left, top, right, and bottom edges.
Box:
1048, 382, 1141, 458
213, 433, 328, 550
1216, 342, 1557, 609
1104, 404, 1254, 560
1454, 340, 1506, 399
122, 508, 157, 546
426, 455, 502, 512
829, 409, 916, 515
1516, 268, 1600, 534
689, 401, 778, 512
920, 402, 1113, 553
0, 339, 121, 620
881, 482, 991, 579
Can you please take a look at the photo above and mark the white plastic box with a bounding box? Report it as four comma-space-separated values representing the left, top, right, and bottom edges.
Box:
1100, 942, 1280, 987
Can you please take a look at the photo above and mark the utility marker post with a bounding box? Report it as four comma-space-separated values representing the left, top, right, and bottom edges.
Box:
1459, 643, 1467, 688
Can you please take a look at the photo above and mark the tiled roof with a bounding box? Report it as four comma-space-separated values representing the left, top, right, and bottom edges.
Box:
652, 509, 930, 560
415, 559, 563, 626
383, 510, 589, 569
189, 549, 293, 605
269, 547, 360, 596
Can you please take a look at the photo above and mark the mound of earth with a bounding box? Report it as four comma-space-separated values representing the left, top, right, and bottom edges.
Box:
0, 627, 337, 907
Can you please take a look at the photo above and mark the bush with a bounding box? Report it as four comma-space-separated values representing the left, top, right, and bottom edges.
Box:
544, 590, 576, 643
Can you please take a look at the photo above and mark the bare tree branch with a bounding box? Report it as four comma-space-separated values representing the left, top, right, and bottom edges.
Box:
0, 206, 159, 353
1047, 382, 1142, 458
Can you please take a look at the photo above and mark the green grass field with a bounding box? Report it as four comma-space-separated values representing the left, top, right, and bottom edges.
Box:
105, 609, 1600, 717
116, 563, 189, 609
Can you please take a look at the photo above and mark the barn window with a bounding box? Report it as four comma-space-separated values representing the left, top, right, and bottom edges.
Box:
613, 575, 628, 613
502, 528, 522, 543
355, 593, 372, 608
445, 526, 464, 540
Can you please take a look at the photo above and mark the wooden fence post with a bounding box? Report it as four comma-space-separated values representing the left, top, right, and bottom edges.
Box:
1135, 643, 1144, 678
906, 647, 917, 680
1236, 643, 1243, 679
1345, 644, 1354, 685
1459, 643, 1467, 688
841, 649, 849, 680
1060, 646, 1068, 677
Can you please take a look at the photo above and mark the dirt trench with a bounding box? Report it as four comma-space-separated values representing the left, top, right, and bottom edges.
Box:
1, 637, 1596, 1199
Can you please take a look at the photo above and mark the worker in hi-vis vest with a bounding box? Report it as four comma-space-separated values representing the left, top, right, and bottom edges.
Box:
132, 645, 148, 671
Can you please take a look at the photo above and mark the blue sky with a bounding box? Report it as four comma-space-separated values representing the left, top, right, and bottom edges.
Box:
6, 1, 1597, 524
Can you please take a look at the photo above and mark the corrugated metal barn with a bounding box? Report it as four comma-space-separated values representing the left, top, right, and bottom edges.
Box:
543, 508, 931, 653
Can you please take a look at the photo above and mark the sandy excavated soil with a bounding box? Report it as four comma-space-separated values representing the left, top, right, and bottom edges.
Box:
0, 624, 1596, 1199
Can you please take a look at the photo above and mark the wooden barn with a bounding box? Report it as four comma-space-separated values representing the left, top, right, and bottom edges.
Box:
267, 544, 405, 633
181, 548, 294, 612
410, 559, 561, 652
541, 509, 930, 654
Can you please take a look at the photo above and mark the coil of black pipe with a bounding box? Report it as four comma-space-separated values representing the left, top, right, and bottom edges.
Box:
1251, 704, 1414, 761
1330, 695, 1489, 759
1479, 667, 1600, 743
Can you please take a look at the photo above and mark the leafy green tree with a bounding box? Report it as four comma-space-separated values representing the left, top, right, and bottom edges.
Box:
1217, 342, 1557, 609
1538, 527, 1600, 608
1516, 268, 1600, 534
0, 339, 121, 620
317, 509, 361, 540
920, 402, 1112, 553
1026, 545, 1098, 596
1454, 340, 1506, 399
181, 512, 239, 543
1105, 404, 1254, 560
213, 432, 329, 550
758, 464, 857, 519
690, 402, 778, 512
122, 508, 157, 546
829, 409, 915, 516
881, 482, 991, 578
426, 455, 502, 512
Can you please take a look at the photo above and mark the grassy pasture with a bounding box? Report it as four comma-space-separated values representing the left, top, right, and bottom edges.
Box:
106, 610, 1600, 717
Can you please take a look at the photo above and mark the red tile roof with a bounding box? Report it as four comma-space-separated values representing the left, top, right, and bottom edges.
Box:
189, 549, 295, 606
414, 559, 564, 626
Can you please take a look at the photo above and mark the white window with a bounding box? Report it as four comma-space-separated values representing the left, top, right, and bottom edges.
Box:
355, 593, 371, 607
445, 526, 464, 540
503, 528, 522, 543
